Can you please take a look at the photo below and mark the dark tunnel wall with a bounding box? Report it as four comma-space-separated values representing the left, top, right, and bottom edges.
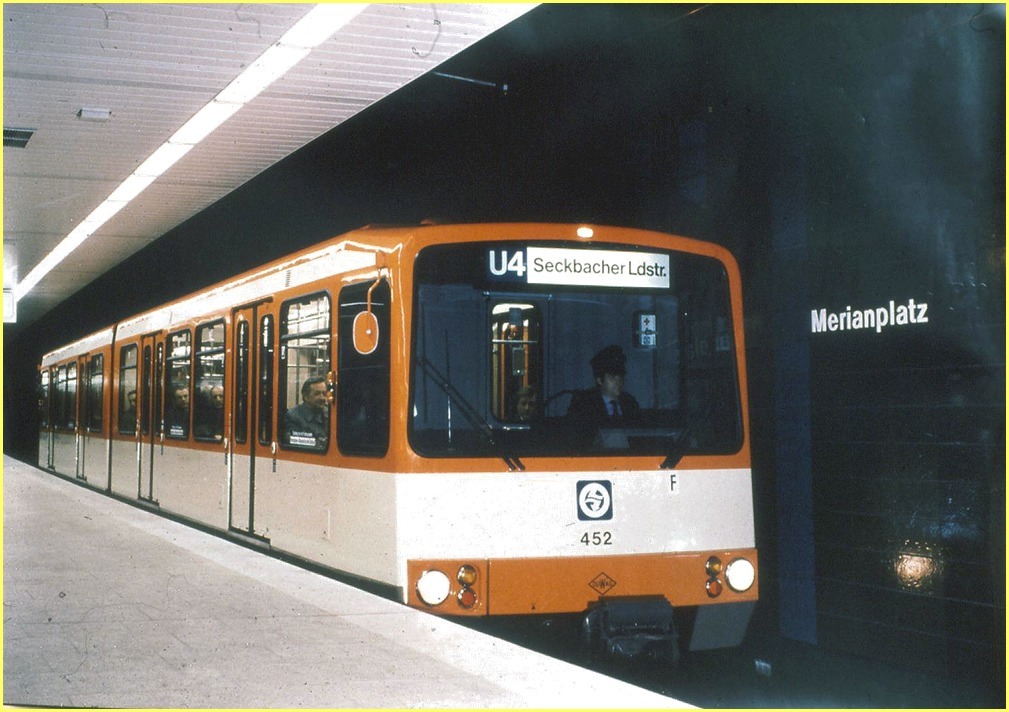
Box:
4, 4, 1004, 695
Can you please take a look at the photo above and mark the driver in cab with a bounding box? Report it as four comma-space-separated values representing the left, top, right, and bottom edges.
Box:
566, 345, 640, 437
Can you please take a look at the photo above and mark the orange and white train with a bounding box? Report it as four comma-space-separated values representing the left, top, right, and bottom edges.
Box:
38, 222, 757, 658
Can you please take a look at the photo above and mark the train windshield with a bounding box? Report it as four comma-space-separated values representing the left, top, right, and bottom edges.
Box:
410, 242, 742, 461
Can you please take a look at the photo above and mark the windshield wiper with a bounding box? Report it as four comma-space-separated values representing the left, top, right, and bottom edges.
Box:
416, 356, 525, 471
660, 428, 691, 469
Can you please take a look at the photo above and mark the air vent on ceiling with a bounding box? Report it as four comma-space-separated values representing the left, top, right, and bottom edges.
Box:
4, 127, 35, 148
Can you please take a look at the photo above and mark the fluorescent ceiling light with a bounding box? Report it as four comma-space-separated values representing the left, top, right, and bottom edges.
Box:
134, 142, 194, 178
216, 44, 313, 105
107, 173, 159, 203
14, 3, 369, 304
80, 199, 129, 229
169, 100, 244, 145
282, 3, 368, 48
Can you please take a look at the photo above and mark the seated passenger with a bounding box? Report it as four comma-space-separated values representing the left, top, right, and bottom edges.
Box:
194, 382, 224, 441
165, 383, 190, 438
284, 377, 329, 448
567, 345, 640, 435
514, 385, 538, 422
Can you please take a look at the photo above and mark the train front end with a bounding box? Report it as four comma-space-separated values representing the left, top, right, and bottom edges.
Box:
399, 224, 756, 656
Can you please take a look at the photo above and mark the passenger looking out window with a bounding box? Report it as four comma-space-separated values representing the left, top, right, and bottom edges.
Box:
280, 293, 331, 452
283, 377, 329, 448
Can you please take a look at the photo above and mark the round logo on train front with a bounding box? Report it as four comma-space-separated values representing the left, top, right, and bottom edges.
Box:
577, 480, 613, 521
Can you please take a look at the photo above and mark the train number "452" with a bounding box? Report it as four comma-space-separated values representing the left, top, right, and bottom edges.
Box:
580, 531, 613, 546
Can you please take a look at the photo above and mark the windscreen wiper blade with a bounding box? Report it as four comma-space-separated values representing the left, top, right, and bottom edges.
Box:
416, 356, 525, 471
660, 428, 691, 469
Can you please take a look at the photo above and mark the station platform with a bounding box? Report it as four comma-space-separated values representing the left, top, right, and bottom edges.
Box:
3, 456, 687, 709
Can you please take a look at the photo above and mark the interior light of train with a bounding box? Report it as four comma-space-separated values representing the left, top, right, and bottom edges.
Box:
416, 569, 451, 606
457, 565, 478, 587
705, 556, 723, 577
725, 558, 756, 592
12, 3, 369, 304
576, 226, 594, 239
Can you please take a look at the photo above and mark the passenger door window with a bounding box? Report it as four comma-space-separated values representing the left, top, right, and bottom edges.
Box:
280, 294, 331, 451
193, 322, 225, 442
338, 280, 390, 457
119, 345, 138, 435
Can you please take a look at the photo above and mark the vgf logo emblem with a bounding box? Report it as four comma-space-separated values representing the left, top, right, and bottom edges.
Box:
577, 480, 613, 521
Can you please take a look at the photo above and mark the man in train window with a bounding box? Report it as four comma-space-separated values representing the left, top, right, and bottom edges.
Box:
194, 382, 225, 441
284, 376, 329, 449
566, 345, 640, 443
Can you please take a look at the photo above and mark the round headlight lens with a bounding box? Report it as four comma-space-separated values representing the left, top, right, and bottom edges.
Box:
705, 556, 723, 577
416, 570, 451, 606
457, 587, 478, 609
457, 565, 478, 587
725, 558, 756, 592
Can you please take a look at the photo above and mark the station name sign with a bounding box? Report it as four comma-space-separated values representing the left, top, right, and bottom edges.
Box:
811, 298, 929, 335
488, 247, 670, 289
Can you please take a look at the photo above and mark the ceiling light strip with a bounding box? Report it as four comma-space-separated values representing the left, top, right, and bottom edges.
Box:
13, 3, 369, 303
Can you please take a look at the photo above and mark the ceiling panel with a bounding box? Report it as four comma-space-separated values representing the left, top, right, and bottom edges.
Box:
4, 2, 536, 327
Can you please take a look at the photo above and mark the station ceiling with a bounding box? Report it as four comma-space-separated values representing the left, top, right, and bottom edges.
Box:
3, 3, 536, 328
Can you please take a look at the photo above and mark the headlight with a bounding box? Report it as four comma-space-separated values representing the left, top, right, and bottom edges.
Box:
725, 558, 756, 592
457, 565, 478, 587
416, 570, 451, 606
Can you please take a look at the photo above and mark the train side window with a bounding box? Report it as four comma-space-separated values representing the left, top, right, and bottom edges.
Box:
193, 321, 225, 442
490, 303, 542, 423
258, 315, 274, 446
119, 345, 138, 434
39, 370, 51, 428
54, 365, 70, 430
164, 330, 191, 439
65, 363, 77, 429
338, 280, 390, 457
140, 346, 153, 436
234, 321, 250, 444
87, 355, 104, 432
280, 293, 331, 451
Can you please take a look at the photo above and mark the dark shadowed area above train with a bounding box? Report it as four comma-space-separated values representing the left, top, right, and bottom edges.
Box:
4, 4, 1003, 707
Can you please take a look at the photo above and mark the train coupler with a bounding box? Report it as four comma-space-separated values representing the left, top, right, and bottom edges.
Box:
582, 595, 679, 663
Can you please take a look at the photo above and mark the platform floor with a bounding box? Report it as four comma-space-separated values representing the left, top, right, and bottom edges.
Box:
3, 456, 686, 709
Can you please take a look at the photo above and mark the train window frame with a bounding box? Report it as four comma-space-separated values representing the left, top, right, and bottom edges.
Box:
258, 314, 275, 447
164, 329, 192, 440
65, 363, 77, 429
39, 369, 51, 428
234, 320, 250, 445
490, 302, 543, 424
410, 241, 745, 459
118, 345, 138, 435
140, 345, 153, 436
57, 363, 77, 430
279, 292, 331, 453
193, 320, 226, 442
86, 354, 104, 433
337, 279, 391, 458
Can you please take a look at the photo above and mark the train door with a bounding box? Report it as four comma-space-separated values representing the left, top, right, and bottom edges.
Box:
230, 303, 269, 535
138, 333, 164, 503
75, 355, 89, 480
40, 368, 55, 469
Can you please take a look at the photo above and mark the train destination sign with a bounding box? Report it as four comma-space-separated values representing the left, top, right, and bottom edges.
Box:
487, 246, 670, 289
